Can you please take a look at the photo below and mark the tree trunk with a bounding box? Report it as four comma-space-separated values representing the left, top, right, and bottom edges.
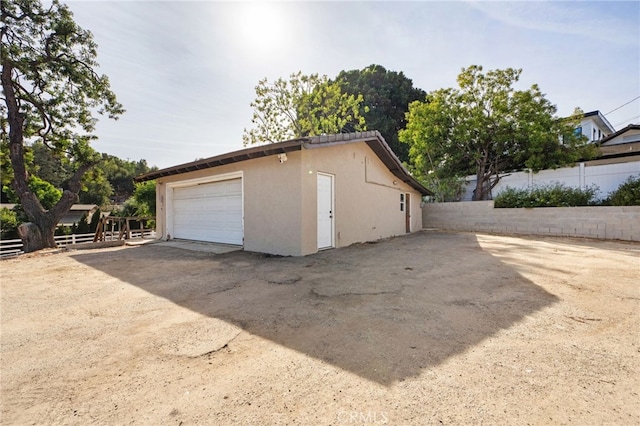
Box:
473, 175, 488, 201
2, 58, 92, 253
18, 222, 57, 252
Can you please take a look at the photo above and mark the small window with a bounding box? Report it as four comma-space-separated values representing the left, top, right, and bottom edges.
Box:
400, 193, 405, 211
574, 126, 582, 137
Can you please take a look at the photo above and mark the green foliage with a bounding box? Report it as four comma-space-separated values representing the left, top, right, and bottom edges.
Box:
131, 181, 156, 216
112, 181, 156, 220
605, 175, 640, 206
1, 0, 124, 146
399, 65, 598, 201
422, 175, 466, 203
75, 212, 90, 233
1, 0, 123, 249
55, 224, 72, 236
78, 166, 112, 206
97, 155, 154, 203
336, 64, 426, 162
0, 207, 19, 239
2, 134, 154, 208
1, 138, 34, 202
27, 176, 62, 209
29, 141, 71, 188
494, 184, 600, 208
3, 175, 62, 209
89, 207, 101, 232
243, 72, 367, 145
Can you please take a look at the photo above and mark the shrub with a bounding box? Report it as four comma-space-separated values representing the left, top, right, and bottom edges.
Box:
605, 175, 640, 206
494, 183, 600, 208
0, 207, 19, 239
76, 213, 90, 234
89, 208, 102, 232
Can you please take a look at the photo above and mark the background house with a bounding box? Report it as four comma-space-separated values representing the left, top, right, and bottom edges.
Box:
576, 110, 616, 143
598, 124, 640, 157
136, 131, 430, 256
0, 203, 98, 227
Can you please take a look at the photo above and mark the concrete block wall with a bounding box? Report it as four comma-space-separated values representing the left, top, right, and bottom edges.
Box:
423, 201, 640, 242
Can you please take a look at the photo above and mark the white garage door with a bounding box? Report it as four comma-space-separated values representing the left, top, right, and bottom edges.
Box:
172, 178, 243, 245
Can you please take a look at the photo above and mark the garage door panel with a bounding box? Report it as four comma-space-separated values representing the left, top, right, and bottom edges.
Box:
172, 178, 243, 245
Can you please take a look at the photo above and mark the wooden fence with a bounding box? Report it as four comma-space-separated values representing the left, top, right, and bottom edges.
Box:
1, 216, 155, 258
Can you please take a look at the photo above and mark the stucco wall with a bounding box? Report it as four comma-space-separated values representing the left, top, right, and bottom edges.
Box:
423, 201, 640, 242
155, 142, 424, 256
300, 143, 423, 255
156, 152, 304, 256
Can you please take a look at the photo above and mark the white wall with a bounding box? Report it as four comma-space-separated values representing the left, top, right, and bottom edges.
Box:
463, 159, 640, 201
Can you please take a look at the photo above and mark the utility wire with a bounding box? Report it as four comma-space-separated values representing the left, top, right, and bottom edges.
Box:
613, 115, 640, 128
605, 96, 640, 116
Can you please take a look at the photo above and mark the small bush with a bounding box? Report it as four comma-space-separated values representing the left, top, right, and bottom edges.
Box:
0, 207, 19, 239
605, 175, 640, 206
494, 183, 600, 208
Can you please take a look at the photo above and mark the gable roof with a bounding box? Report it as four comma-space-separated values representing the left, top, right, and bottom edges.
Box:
595, 124, 640, 159
598, 124, 640, 146
135, 131, 432, 196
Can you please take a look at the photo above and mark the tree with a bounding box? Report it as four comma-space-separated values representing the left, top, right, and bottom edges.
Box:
243, 71, 366, 145
1, 0, 123, 251
130, 180, 156, 217
30, 140, 70, 188
78, 166, 111, 206
96, 154, 156, 203
400, 65, 597, 201
335, 64, 426, 163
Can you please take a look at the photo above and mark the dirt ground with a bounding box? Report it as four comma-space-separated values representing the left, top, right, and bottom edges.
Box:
1, 231, 638, 425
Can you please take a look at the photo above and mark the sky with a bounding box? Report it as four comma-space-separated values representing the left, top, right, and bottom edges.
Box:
66, 1, 640, 169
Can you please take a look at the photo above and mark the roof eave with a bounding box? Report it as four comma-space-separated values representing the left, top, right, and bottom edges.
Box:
135, 139, 305, 182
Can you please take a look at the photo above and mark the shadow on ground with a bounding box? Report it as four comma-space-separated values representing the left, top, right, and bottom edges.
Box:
70, 231, 558, 385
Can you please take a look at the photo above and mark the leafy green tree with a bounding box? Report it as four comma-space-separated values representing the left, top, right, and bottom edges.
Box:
335, 64, 426, 163
243, 72, 366, 145
3, 175, 62, 209
30, 141, 70, 188
400, 65, 597, 201
78, 166, 112, 206
0, 207, 19, 239
1, 0, 123, 251
113, 180, 156, 218
101, 155, 142, 202
130, 180, 156, 217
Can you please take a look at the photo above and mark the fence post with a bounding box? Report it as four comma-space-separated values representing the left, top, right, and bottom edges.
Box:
72, 234, 76, 244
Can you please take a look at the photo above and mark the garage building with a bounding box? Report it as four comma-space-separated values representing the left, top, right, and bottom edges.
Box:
136, 131, 431, 256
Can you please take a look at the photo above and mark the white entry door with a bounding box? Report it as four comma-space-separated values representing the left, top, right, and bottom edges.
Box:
317, 173, 334, 249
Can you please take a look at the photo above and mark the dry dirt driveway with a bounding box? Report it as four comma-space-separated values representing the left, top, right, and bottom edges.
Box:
1, 231, 639, 425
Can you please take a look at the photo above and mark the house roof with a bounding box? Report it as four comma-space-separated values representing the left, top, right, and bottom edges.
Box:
581, 110, 616, 134
595, 124, 640, 159
0, 203, 97, 211
135, 131, 432, 196
598, 124, 640, 146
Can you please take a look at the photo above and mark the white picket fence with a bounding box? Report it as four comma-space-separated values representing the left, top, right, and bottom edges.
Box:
0, 230, 155, 258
